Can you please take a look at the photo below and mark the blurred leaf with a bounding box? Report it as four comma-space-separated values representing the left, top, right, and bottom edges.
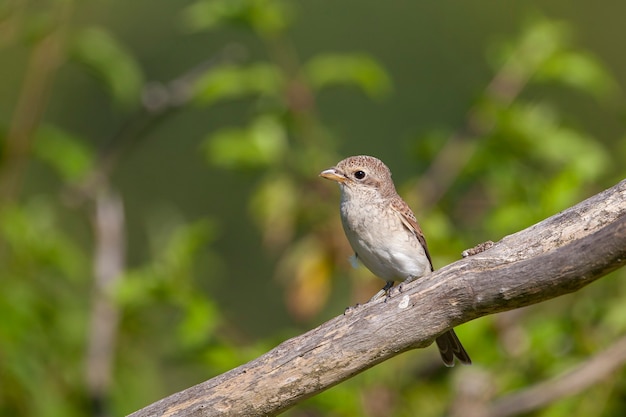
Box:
527, 314, 576, 366
69, 26, 144, 107
500, 103, 609, 181
202, 343, 242, 374
182, 0, 239, 31
178, 295, 219, 347
202, 342, 266, 375
0, 195, 90, 417
489, 16, 618, 101
277, 236, 332, 321
0, 199, 84, 277
487, 202, 536, 236
115, 219, 215, 307
537, 51, 618, 99
193, 62, 283, 105
604, 296, 626, 334
113, 268, 161, 307
182, 0, 291, 36
304, 53, 392, 98
33, 125, 94, 182
305, 377, 364, 416
469, 99, 611, 236
249, 174, 297, 248
536, 130, 609, 182
159, 218, 215, 279
499, 101, 559, 141
203, 116, 287, 169
540, 170, 581, 214
492, 16, 568, 70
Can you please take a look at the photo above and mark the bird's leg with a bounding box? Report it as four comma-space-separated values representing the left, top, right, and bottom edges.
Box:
369, 280, 395, 302
396, 275, 417, 294
343, 303, 361, 314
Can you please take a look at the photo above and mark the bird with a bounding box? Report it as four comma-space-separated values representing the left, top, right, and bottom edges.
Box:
320, 155, 471, 366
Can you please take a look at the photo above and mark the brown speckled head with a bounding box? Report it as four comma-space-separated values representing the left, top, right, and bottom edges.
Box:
319, 155, 398, 199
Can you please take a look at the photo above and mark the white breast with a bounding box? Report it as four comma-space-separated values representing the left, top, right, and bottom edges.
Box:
339, 194, 430, 282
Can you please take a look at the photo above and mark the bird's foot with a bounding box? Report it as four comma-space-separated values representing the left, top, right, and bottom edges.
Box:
383, 284, 404, 302
344, 303, 361, 314
462, 240, 494, 257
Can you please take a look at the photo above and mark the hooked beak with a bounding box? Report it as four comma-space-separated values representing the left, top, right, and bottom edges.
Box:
319, 168, 347, 183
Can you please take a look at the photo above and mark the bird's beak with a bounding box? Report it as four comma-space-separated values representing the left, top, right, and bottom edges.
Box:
319, 168, 347, 183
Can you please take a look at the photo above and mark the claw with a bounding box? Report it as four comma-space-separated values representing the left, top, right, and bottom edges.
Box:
344, 303, 361, 314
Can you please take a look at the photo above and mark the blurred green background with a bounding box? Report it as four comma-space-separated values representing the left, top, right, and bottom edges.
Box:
2, 1, 626, 416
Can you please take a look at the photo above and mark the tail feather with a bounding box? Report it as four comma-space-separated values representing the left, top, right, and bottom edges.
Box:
435, 329, 471, 367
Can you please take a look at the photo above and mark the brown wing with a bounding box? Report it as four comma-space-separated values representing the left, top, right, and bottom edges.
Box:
390, 197, 434, 271
391, 197, 472, 366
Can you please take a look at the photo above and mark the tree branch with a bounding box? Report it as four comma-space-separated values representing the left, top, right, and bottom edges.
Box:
87, 189, 126, 417
488, 334, 626, 417
128, 179, 626, 417
0, 3, 71, 202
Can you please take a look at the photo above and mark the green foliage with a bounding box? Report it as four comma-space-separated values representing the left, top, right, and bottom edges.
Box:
1, 2, 625, 417
304, 53, 392, 99
189, 0, 396, 332
193, 63, 284, 105
33, 125, 95, 182
399, 17, 624, 417
203, 116, 287, 168
0, 199, 85, 276
0, 200, 88, 417
115, 219, 216, 308
489, 17, 567, 75
182, 0, 292, 36
69, 26, 144, 107
249, 173, 298, 247
465, 100, 612, 234
537, 51, 618, 98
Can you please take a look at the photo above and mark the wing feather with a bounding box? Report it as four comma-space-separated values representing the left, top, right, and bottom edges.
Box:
389, 197, 434, 271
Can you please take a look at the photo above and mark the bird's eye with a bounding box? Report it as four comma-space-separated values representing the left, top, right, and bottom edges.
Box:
354, 170, 366, 180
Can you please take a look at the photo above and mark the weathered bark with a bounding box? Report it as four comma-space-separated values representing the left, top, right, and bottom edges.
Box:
129, 179, 626, 417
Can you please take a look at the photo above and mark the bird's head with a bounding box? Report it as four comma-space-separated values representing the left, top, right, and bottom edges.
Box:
319, 155, 397, 199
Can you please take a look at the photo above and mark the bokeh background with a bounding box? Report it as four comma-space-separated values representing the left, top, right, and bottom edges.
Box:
2, 1, 626, 416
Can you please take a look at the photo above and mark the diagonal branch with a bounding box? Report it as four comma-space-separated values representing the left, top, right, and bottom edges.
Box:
487, 334, 626, 417
128, 179, 626, 417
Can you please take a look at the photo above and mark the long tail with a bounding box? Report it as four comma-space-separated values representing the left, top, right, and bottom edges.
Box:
435, 329, 472, 367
